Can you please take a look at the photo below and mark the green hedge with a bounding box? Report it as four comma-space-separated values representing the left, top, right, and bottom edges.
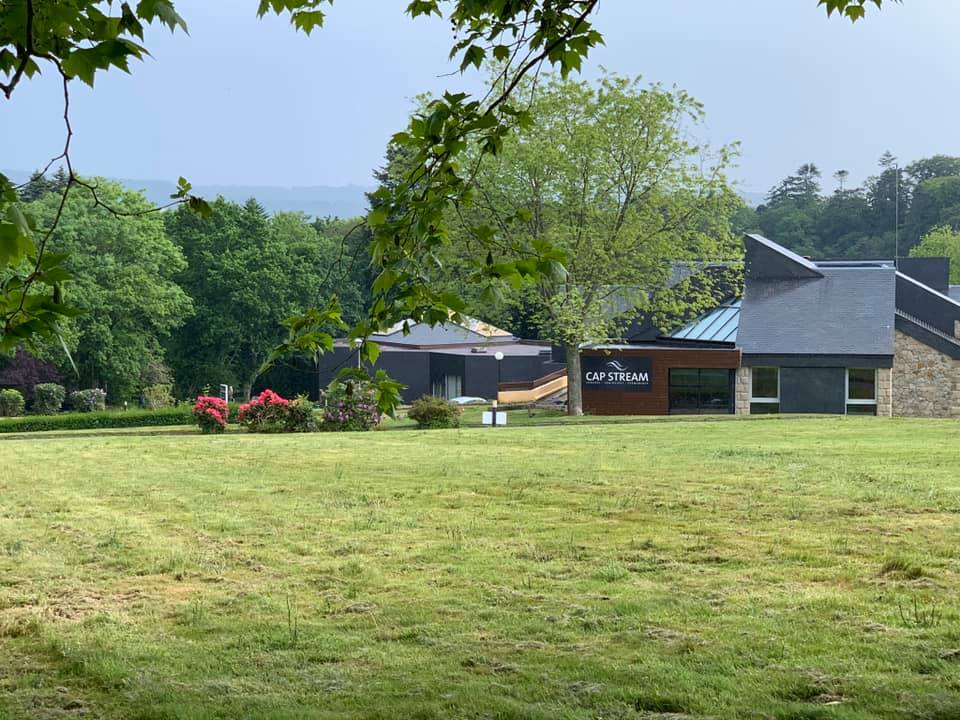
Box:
0, 406, 195, 434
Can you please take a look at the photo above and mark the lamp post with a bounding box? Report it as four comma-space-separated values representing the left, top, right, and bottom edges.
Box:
494, 351, 504, 427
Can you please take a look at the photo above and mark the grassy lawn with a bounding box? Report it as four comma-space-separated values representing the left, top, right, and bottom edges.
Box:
1, 417, 959, 719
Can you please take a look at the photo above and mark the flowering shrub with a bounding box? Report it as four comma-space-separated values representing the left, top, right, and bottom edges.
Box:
33, 383, 65, 414
237, 389, 317, 433
193, 396, 228, 433
238, 388, 289, 432
69, 388, 107, 413
322, 373, 382, 432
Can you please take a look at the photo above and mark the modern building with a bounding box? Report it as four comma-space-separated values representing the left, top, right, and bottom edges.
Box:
582, 234, 960, 417
316, 317, 562, 403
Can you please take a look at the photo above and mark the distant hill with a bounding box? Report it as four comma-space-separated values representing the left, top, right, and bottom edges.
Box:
5, 170, 374, 219
7, 169, 765, 214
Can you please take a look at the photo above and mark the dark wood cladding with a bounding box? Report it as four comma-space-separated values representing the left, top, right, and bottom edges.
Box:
582, 347, 741, 416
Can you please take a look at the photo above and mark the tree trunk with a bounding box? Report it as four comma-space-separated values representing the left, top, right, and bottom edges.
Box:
565, 343, 584, 416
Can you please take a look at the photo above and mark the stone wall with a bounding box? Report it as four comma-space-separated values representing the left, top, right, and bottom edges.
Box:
734, 366, 750, 415
892, 330, 960, 417
876, 367, 892, 417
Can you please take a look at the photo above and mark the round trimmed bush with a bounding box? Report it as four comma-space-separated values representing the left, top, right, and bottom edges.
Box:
33, 383, 65, 415
408, 395, 462, 429
69, 388, 107, 413
142, 383, 174, 410
0, 389, 25, 417
193, 396, 228, 433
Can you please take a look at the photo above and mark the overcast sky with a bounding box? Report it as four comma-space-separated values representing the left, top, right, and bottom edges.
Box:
2, 0, 957, 195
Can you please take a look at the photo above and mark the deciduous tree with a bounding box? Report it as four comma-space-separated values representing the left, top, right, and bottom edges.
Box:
25, 179, 193, 401
440, 73, 741, 415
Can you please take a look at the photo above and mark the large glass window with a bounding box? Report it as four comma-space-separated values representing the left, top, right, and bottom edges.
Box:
846, 368, 877, 415
669, 368, 733, 415
431, 375, 463, 400
750, 366, 780, 414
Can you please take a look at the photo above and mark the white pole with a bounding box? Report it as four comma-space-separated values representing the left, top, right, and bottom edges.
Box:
895, 163, 900, 261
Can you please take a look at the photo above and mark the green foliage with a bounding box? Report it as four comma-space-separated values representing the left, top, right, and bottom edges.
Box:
322, 370, 383, 432
819, 0, 897, 21
238, 390, 317, 433
0, 406, 192, 434
284, 396, 318, 433
0, 387, 24, 416
909, 226, 960, 283
165, 200, 356, 399
69, 388, 107, 413
0, 173, 82, 354
407, 395, 462, 429
142, 383, 174, 410
25, 180, 193, 402
1, 0, 899, 361
752, 152, 960, 259
430, 72, 740, 413
32, 382, 64, 414
238, 389, 291, 433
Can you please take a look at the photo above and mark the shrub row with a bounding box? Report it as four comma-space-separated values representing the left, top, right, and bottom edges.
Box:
0, 406, 195, 434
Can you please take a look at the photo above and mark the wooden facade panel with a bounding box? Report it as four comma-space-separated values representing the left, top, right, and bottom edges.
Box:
582, 348, 741, 416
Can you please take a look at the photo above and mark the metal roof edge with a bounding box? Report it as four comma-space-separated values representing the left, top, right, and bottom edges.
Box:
896, 271, 960, 309
745, 233, 824, 278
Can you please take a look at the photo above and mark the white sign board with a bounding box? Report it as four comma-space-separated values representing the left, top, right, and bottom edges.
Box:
482, 411, 508, 426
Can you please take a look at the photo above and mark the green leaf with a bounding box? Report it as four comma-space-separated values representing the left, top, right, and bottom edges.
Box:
292, 9, 325, 34
368, 205, 390, 227
363, 341, 381, 365
460, 44, 486, 72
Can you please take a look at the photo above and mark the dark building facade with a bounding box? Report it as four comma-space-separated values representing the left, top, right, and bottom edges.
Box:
581, 234, 960, 418
315, 318, 561, 404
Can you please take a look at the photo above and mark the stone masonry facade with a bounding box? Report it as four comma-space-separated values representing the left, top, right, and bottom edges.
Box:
734, 366, 750, 415
892, 329, 960, 417
876, 367, 892, 417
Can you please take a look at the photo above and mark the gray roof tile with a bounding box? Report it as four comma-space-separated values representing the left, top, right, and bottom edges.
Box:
739, 236, 894, 355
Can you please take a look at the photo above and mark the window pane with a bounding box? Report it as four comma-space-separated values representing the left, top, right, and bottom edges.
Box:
699, 369, 730, 389
847, 368, 876, 400
700, 385, 731, 413
669, 368, 699, 387
752, 367, 779, 399
750, 402, 780, 414
669, 386, 700, 413
846, 403, 877, 416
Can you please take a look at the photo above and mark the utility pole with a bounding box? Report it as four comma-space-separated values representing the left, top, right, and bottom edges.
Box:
894, 163, 900, 262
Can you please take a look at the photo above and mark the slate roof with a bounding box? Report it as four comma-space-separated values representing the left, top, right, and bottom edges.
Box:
371, 316, 515, 346
737, 235, 895, 356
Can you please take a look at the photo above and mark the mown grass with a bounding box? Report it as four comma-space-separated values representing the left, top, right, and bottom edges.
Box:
1, 416, 960, 719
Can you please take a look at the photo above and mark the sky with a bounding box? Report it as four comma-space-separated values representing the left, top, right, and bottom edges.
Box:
2, 0, 958, 196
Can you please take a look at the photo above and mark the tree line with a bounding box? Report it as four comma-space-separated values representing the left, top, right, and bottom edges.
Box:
737, 153, 960, 260
3, 172, 374, 404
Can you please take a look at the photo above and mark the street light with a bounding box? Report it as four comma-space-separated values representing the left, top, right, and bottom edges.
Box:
493, 351, 504, 427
